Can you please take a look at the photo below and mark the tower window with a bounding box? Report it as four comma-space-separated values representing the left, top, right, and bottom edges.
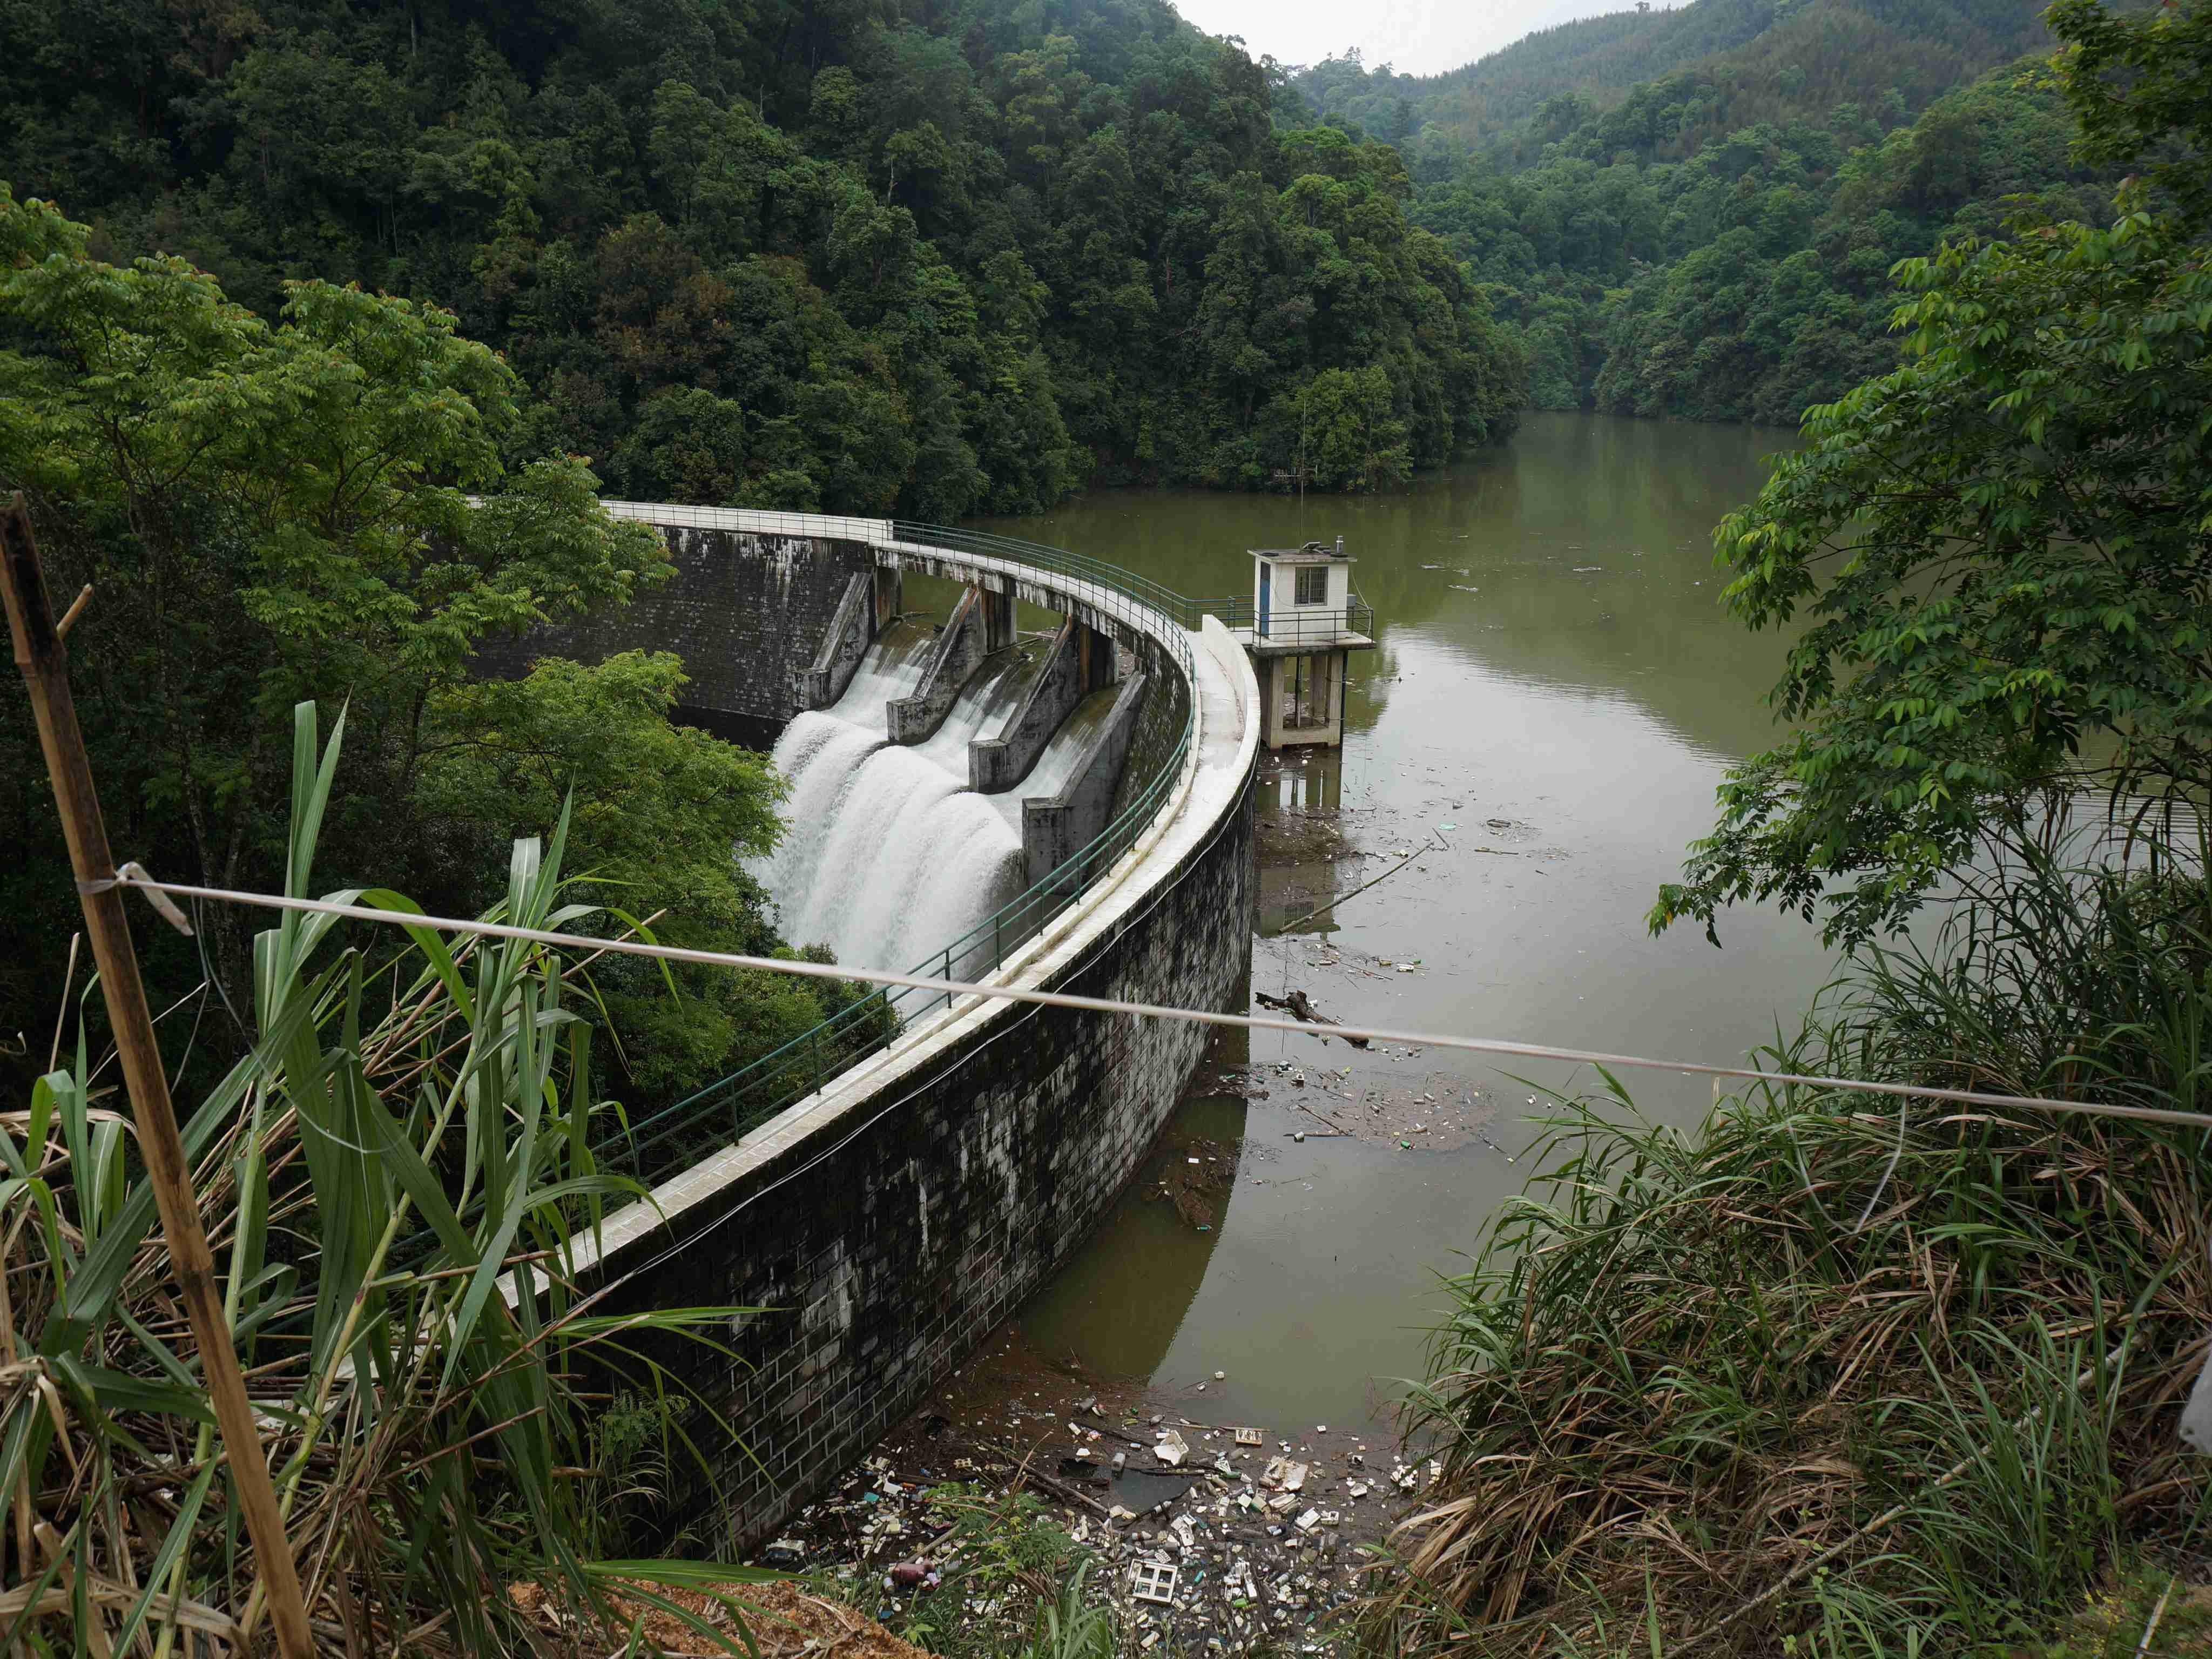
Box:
1294, 566, 1327, 605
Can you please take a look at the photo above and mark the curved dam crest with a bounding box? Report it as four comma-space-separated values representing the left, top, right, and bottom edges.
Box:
483, 505, 1260, 1549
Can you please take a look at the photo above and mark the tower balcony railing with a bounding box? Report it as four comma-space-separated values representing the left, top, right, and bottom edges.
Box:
1202, 596, 1377, 646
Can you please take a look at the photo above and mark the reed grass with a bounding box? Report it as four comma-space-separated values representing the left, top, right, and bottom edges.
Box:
1370, 848, 2212, 1655
1, 704, 767, 1655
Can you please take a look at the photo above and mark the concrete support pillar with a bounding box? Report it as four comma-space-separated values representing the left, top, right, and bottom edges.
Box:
1022, 672, 1148, 889
887, 585, 988, 743
873, 564, 902, 631
1077, 622, 1115, 694
968, 616, 1119, 792
790, 571, 875, 713
981, 586, 1016, 653
1259, 649, 1345, 748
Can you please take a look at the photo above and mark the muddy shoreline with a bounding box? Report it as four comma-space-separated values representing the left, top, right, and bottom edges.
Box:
762, 1309, 1441, 1654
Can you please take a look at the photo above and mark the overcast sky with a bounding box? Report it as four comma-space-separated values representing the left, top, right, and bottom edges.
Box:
1172, 0, 1655, 79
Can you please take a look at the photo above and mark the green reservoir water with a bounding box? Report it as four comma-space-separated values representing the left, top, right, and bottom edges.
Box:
969, 411, 1835, 1432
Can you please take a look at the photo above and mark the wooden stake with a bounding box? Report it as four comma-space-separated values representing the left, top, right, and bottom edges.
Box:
0, 494, 316, 1659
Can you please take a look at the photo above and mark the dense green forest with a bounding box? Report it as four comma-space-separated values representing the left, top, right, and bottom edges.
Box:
0, 0, 1520, 512
1293, 0, 2052, 163
1290, 0, 2117, 423
0, 0, 1525, 1109
1419, 63, 2115, 420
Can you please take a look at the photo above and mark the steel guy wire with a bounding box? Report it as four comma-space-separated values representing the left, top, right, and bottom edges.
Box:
80, 866, 2212, 1132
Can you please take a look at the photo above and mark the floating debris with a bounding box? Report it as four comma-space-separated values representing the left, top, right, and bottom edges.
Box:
1132, 1561, 1179, 1605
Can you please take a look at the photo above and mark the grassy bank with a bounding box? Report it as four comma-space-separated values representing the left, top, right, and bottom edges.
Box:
1372, 854, 2212, 1656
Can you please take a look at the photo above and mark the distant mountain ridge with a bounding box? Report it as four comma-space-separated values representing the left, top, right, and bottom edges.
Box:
1292, 0, 2052, 159
1282, 0, 2121, 430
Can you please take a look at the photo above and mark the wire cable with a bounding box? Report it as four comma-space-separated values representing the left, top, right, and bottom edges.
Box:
86, 867, 2212, 1131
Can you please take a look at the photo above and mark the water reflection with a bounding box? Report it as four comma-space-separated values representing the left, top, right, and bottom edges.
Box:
973, 413, 1838, 1424
1257, 753, 1367, 938
1019, 1081, 1249, 1378
1265, 751, 1343, 815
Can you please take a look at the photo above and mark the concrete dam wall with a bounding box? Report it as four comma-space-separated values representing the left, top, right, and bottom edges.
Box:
474, 509, 892, 747
507, 506, 1259, 1550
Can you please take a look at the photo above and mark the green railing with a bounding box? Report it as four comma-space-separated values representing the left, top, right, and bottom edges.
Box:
896, 523, 1225, 630
592, 524, 1213, 1180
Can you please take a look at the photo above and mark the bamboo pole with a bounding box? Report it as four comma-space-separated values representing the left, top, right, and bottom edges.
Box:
0, 494, 316, 1659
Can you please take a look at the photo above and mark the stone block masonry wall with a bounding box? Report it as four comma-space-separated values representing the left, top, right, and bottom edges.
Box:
490, 508, 1260, 1554
472, 524, 874, 730
582, 751, 1256, 1554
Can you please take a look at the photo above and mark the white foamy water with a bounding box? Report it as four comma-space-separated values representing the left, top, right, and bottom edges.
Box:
752, 634, 1033, 994
911, 648, 1036, 774
779, 744, 1022, 970
752, 712, 884, 912
833, 622, 939, 733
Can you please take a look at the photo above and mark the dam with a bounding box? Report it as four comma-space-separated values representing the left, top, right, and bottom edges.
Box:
481, 504, 1263, 1548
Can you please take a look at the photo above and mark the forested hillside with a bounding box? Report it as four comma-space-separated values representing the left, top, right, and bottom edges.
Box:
0, 0, 1521, 513
1291, 0, 2117, 426
1421, 65, 2115, 422
1295, 0, 2051, 163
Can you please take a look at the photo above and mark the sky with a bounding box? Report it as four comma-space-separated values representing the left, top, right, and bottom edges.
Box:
1169, 0, 1658, 79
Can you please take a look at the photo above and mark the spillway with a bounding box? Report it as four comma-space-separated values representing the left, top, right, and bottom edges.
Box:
912, 646, 1040, 772
827, 622, 938, 734
754, 632, 1050, 996
987, 682, 1123, 830
763, 731, 1024, 981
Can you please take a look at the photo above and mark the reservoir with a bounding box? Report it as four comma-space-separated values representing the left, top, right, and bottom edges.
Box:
963, 410, 1839, 1433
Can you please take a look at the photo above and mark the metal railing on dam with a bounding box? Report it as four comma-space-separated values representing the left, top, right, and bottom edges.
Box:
592, 518, 1218, 1181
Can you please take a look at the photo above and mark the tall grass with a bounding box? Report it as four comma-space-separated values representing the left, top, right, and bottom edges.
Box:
1370, 849, 2212, 1655
2, 704, 766, 1654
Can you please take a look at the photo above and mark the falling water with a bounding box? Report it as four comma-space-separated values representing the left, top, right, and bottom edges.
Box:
751, 713, 884, 914
780, 746, 1024, 973
830, 621, 939, 734
751, 631, 1046, 995
912, 646, 1041, 774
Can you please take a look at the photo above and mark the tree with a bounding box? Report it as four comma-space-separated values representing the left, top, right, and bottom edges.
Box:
1652, 1, 2212, 948
1, 183, 876, 1109
3, 0, 1521, 514
1282, 367, 1413, 492
2049, 0, 2212, 231
415, 652, 866, 1102
1651, 201, 2212, 946
0, 185, 664, 1024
